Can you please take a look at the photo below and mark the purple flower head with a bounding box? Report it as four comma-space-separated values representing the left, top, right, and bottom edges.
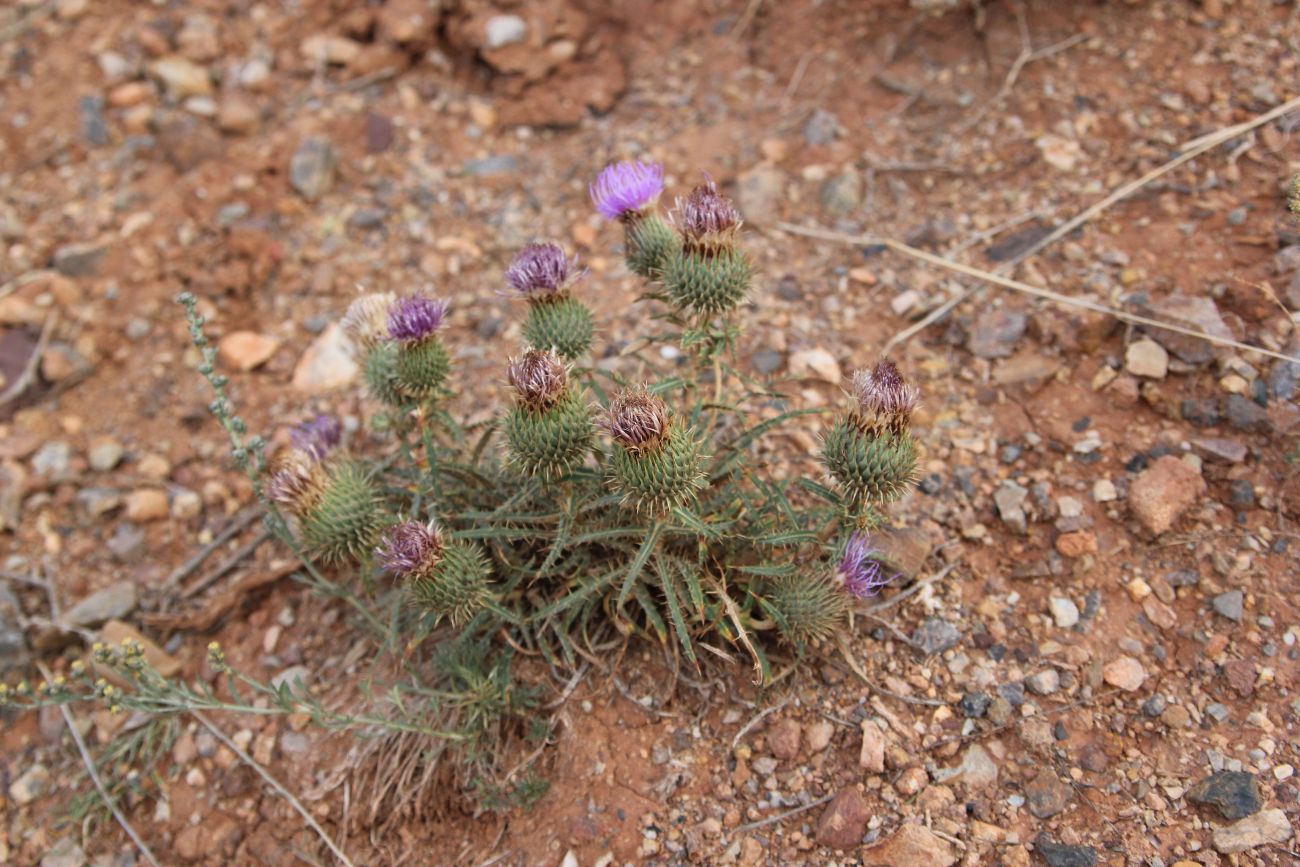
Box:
505, 243, 579, 298
837, 532, 897, 599
675, 180, 741, 240
291, 414, 342, 461
590, 160, 664, 221
376, 519, 443, 576
507, 347, 569, 408
852, 360, 920, 420
600, 386, 669, 453
387, 294, 449, 343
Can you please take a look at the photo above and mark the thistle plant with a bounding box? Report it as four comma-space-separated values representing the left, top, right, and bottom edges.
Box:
591, 159, 678, 279
15, 159, 927, 826
506, 242, 593, 361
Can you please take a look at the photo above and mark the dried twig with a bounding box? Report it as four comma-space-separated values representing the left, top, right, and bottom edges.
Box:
162, 507, 262, 592
193, 710, 355, 867
36, 663, 162, 867
825, 91, 1300, 354
730, 698, 790, 750
733, 791, 836, 835
864, 563, 957, 615
182, 528, 272, 599
0, 312, 57, 408
781, 221, 1300, 365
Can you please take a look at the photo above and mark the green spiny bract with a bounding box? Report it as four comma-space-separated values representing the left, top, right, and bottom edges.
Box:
298, 460, 387, 564
762, 572, 848, 645
394, 336, 451, 400
661, 246, 751, 317
609, 423, 705, 513
504, 389, 593, 479
821, 416, 918, 509
522, 297, 594, 361
624, 213, 679, 279
408, 541, 492, 627
363, 341, 403, 406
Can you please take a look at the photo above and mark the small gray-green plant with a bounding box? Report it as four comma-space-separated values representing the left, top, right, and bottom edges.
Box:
12, 159, 921, 820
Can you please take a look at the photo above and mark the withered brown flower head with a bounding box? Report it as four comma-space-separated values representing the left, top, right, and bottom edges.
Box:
851, 360, 920, 421
675, 180, 742, 240
601, 386, 670, 453
507, 347, 570, 409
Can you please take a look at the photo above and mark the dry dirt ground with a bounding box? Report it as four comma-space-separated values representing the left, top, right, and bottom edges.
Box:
2, 0, 1300, 864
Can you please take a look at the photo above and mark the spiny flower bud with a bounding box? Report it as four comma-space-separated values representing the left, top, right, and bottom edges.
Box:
662, 181, 750, 316
675, 180, 741, 245
341, 292, 397, 350
521, 296, 594, 361
764, 572, 848, 645
388, 293, 452, 400
379, 520, 491, 627
290, 414, 342, 460
507, 348, 569, 410
852, 360, 920, 424
603, 387, 704, 512
590, 160, 664, 221
822, 362, 921, 511
505, 242, 580, 300
837, 532, 896, 599
601, 387, 669, 454
504, 350, 592, 479
297, 460, 387, 564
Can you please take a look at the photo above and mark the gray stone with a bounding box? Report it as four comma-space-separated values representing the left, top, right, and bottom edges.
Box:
463, 154, 518, 176
1212, 808, 1293, 854
61, 582, 137, 628
911, 618, 961, 654
1274, 245, 1300, 275
1187, 771, 1263, 821
1025, 669, 1060, 696
75, 487, 122, 521
736, 165, 785, 226
1223, 394, 1270, 433
1140, 294, 1235, 364
87, 440, 124, 472
1212, 590, 1244, 622
820, 169, 862, 216
968, 308, 1026, 359
484, 14, 527, 48
9, 764, 51, 805
994, 481, 1028, 533
107, 524, 147, 563
39, 838, 86, 867
52, 242, 106, 278
31, 441, 72, 478
1192, 437, 1247, 464
1206, 702, 1231, 722
802, 109, 840, 145
1034, 835, 1096, 867
80, 95, 108, 147
290, 137, 337, 202
1141, 694, 1167, 716
0, 583, 29, 675
752, 349, 784, 376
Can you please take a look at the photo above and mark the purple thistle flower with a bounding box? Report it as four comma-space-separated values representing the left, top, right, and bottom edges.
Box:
675, 180, 741, 239
507, 347, 569, 408
505, 243, 579, 298
590, 160, 664, 221
376, 520, 443, 575
837, 532, 897, 599
852, 360, 920, 419
291, 414, 342, 461
387, 294, 449, 343
600, 386, 669, 453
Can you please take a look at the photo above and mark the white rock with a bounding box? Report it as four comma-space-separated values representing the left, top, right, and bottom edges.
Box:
1049, 596, 1079, 628
788, 348, 842, 384
485, 14, 527, 49
1125, 338, 1169, 379
292, 324, 358, 393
